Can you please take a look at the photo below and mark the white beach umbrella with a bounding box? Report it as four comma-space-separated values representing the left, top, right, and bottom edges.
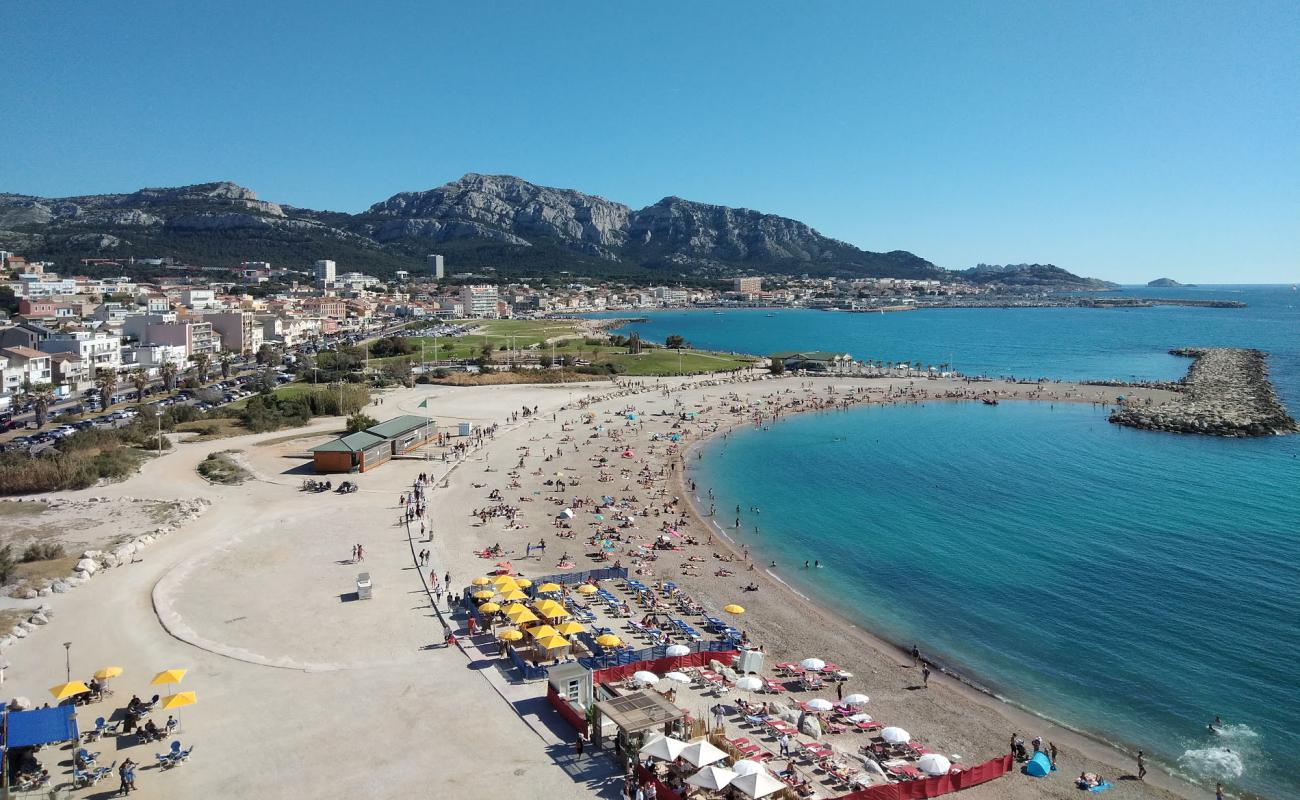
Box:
731, 769, 785, 798
917, 754, 952, 776
639, 734, 687, 762
686, 765, 737, 791
679, 739, 728, 768
848, 713, 873, 723
799, 657, 825, 672
734, 676, 763, 692
632, 670, 660, 685
843, 693, 869, 706
881, 726, 911, 744
805, 698, 834, 712
663, 671, 691, 684
731, 759, 764, 776
664, 644, 691, 657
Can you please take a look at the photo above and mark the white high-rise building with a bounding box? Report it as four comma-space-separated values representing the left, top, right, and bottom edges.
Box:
426, 254, 445, 279
314, 259, 336, 288
460, 285, 499, 318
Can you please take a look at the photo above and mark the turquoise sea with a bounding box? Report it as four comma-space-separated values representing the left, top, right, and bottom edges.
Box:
590, 286, 1300, 798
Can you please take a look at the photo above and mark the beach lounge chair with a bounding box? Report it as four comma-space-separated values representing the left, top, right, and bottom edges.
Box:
155, 752, 176, 769
76, 748, 100, 767
84, 717, 107, 742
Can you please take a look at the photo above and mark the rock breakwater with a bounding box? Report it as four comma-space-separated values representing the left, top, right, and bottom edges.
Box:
1109, 348, 1297, 436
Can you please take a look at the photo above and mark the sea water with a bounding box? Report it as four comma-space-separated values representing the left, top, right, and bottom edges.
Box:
591, 286, 1300, 797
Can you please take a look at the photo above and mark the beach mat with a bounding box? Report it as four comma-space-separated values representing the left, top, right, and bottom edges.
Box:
1088, 781, 1114, 792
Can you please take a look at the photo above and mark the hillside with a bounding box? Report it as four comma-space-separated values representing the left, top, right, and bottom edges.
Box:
1, 176, 1102, 287
955, 263, 1119, 290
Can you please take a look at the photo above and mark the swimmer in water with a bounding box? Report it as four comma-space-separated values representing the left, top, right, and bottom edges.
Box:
1208, 715, 1223, 733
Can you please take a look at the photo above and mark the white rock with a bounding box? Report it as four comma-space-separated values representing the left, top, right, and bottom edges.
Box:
36, 588, 51, 597
28, 614, 48, 626
51, 582, 70, 594
74, 559, 98, 574
12, 627, 27, 638
18, 621, 34, 631
18, 589, 37, 600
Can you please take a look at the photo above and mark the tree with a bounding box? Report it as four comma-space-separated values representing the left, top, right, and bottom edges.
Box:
191, 352, 211, 383
628, 332, 642, 355
664, 334, 686, 349
130, 368, 149, 402
345, 411, 379, 434
161, 360, 179, 391
769, 356, 786, 375
255, 343, 274, 365
0, 544, 15, 584
26, 383, 55, 428
96, 370, 119, 409
219, 351, 233, 380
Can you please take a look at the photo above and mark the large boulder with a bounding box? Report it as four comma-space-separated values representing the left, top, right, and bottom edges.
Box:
74, 558, 98, 575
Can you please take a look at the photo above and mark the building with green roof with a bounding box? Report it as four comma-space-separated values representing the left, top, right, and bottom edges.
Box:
310, 415, 437, 473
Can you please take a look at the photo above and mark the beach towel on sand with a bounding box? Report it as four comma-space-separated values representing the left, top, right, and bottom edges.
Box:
1088, 782, 1114, 792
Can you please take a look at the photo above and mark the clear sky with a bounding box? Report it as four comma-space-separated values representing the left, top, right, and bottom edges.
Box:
2, 1, 1296, 283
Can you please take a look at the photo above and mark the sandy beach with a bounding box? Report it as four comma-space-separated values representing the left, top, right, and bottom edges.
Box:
0, 371, 1214, 799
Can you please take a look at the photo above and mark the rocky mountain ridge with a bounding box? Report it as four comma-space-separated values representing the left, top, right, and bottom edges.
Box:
0, 175, 1104, 286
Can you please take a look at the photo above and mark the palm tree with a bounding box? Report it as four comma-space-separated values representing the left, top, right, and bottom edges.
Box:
130, 368, 150, 402
219, 351, 233, 380
26, 383, 55, 429
161, 360, 179, 392
96, 370, 119, 409
191, 352, 211, 383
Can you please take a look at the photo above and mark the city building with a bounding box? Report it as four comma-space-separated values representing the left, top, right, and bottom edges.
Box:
314, 259, 336, 289
460, 285, 500, 318
202, 311, 263, 354
426, 254, 445, 279
38, 330, 122, 377
0, 346, 53, 391
310, 415, 437, 473
733, 277, 763, 294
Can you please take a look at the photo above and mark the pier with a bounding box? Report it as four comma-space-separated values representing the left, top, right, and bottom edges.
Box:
1109, 348, 1297, 436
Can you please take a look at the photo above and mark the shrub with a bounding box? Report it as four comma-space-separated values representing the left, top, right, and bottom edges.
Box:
20, 542, 64, 563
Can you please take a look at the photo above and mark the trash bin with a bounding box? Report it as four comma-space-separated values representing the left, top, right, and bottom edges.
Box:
356, 572, 372, 600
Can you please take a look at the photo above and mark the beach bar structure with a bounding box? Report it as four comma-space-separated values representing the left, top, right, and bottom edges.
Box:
310, 414, 436, 473
770, 351, 853, 372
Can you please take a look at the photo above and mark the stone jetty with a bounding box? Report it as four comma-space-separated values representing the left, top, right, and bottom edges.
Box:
1109, 348, 1298, 436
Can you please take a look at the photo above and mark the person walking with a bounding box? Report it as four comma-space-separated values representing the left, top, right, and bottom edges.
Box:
118, 758, 136, 794
1136, 750, 1146, 781
575, 734, 585, 759
779, 733, 791, 757
356, 544, 364, 562
921, 664, 931, 688
1215, 782, 1224, 800
911, 644, 921, 667
1049, 742, 1058, 764
836, 682, 843, 701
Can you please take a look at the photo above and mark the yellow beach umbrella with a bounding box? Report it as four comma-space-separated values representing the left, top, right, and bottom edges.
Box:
151, 669, 187, 686
497, 629, 524, 642
93, 667, 123, 680
506, 608, 539, 624
514, 578, 532, 589
576, 584, 598, 595
49, 681, 90, 701
471, 576, 492, 586
724, 604, 745, 615
529, 625, 560, 640
478, 602, 502, 613
491, 574, 517, 586
472, 590, 496, 600
537, 582, 562, 593
161, 691, 197, 711
535, 635, 569, 650
596, 634, 623, 647
500, 589, 528, 602
556, 621, 586, 635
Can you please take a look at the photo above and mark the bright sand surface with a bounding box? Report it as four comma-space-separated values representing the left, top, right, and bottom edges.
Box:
0, 373, 1211, 799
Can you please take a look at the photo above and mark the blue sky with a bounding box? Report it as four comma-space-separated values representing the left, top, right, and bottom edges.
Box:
2, 1, 1296, 282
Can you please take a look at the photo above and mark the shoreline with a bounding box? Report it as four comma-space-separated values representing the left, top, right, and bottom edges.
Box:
640, 381, 1207, 799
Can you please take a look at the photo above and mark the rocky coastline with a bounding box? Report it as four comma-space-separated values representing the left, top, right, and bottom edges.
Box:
1109, 348, 1297, 436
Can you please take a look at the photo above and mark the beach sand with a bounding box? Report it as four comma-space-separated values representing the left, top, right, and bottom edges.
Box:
0, 373, 1209, 799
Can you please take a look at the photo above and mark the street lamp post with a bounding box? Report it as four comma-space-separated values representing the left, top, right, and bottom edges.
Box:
63, 641, 72, 682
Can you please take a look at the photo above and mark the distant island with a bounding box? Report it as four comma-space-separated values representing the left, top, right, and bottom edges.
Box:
1148, 278, 1196, 287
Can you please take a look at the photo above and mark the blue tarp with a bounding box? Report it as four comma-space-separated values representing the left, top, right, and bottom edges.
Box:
5, 706, 79, 748
1024, 751, 1053, 777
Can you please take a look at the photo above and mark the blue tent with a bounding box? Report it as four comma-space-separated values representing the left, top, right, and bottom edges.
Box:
1023, 751, 1053, 777
5, 706, 79, 748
